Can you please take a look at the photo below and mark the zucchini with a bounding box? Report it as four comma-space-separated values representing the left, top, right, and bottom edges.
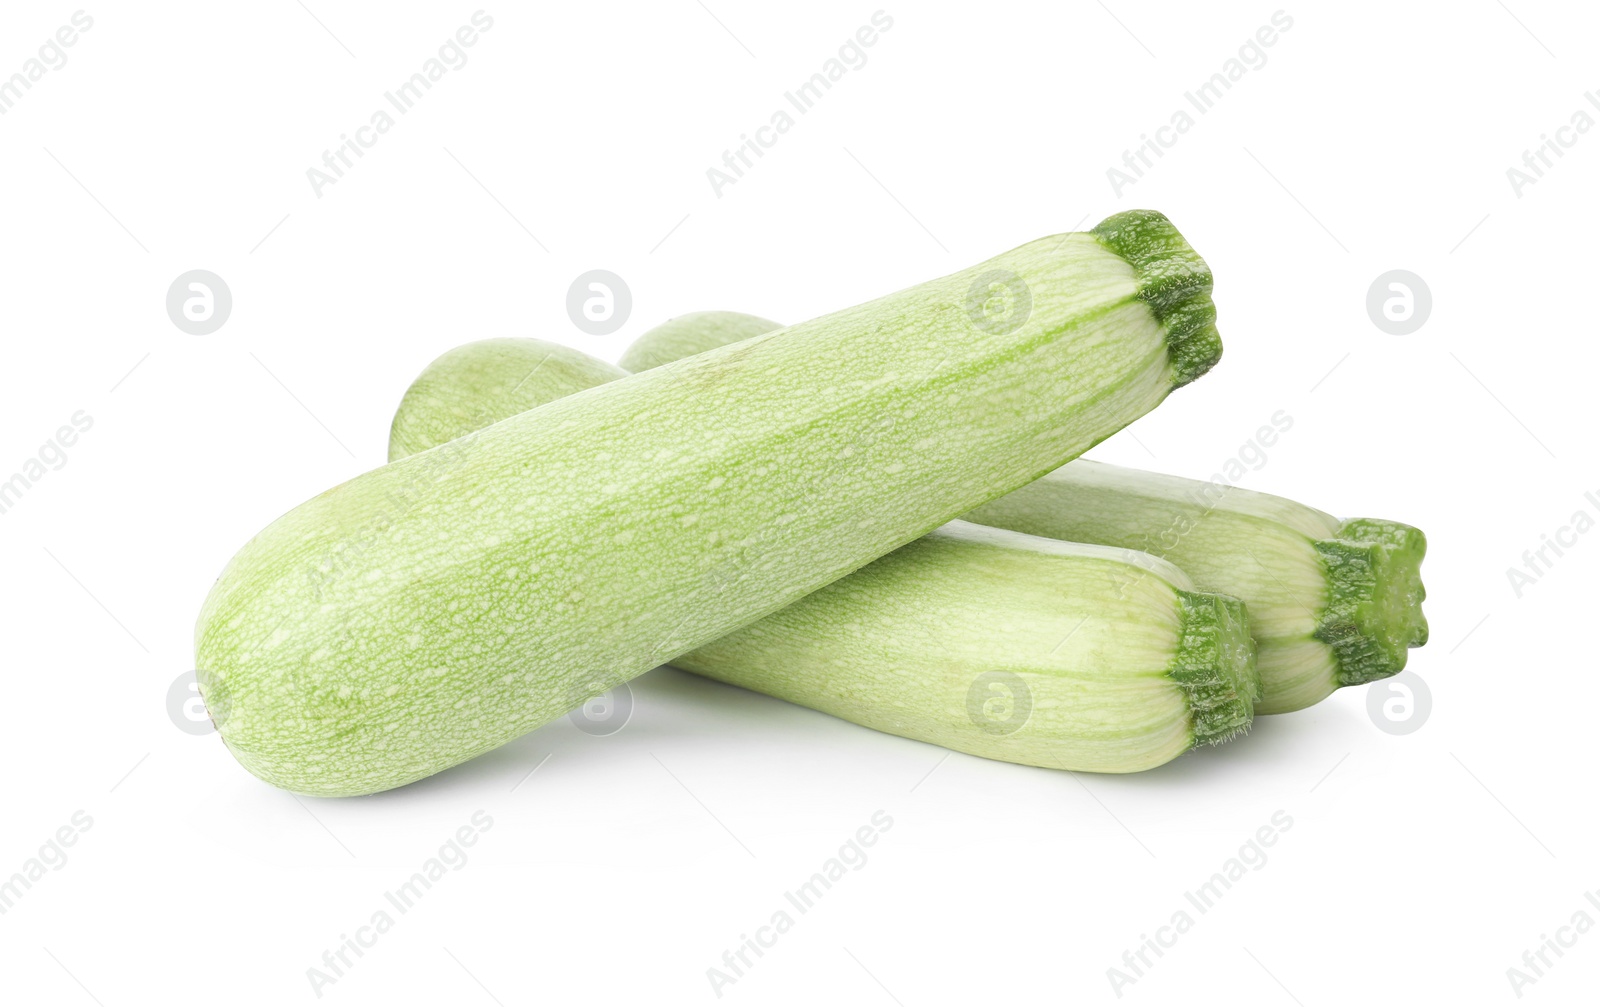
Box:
963, 464, 1427, 713
669, 526, 1258, 770
195, 209, 1223, 795
389, 343, 1260, 772
388, 338, 626, 463
614, 314, 1428, 714
617, 311, 781, 374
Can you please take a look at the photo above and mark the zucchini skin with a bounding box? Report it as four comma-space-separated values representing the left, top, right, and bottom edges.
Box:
964, 463, 1428, 713
614, 307, 1428, 714
618, 311, 781, 375
388, 338, 627, 463
390, 342, 1260, 772
670, 523, 1257, 771
197, 211, 1219, 795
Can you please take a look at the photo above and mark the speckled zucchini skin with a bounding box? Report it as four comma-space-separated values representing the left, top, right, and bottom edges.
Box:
389, 348, 1260, 774
196, 211, 1219, 795
616, 307, 1428, 715
388, 338, 627, 463
668, 523, 1257, 771
965, 464, 1428, 713
618, 311, 781, 375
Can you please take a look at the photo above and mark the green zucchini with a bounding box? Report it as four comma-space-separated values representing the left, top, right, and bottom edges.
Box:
388, 338, 626, 463
196, 209, 1223, 795
613, 313, 1429, 714
389, 341, 1260, 772
963, 465, 1427, 713
670, 525, 1258, 770
617, 311, 781, 375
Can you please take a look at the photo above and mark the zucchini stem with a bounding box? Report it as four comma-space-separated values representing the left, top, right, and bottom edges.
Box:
1315, 519, 1429, 687
1090, 209, 1221, 387
1171, 591, 1258, 745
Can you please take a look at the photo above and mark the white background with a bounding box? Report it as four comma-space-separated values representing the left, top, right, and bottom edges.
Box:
1, 1, 1595, 1004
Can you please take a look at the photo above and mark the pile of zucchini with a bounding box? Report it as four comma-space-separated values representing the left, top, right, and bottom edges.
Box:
195, 210, 1427, 797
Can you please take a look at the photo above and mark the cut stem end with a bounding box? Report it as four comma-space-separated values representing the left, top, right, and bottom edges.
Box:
1090, 209, 1221, 389
1314, 518, 1429, 687
1169, 590, 1259, 747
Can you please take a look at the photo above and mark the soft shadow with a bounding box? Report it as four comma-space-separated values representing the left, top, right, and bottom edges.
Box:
347, 665, 785, 804
1083, 696, 1370, 793
336, 669, 1371, 804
